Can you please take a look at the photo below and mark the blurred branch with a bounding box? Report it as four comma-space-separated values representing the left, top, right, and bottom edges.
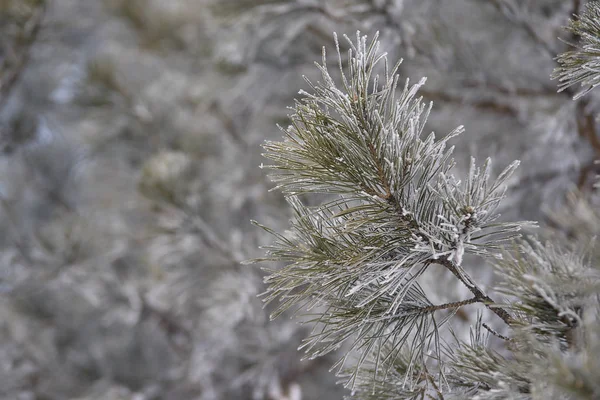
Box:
577, 158, 600, 191
139, 292, 192, 354
208, 100, 249, 149
419, 88, 518, 116
155, 197, 243, 265
0, 0, 46, 110
486, 0, 557, 59
186, 210, 243, 265
575, 99, 600, 155
460, 79, 556, 97
364, 0, 403, 31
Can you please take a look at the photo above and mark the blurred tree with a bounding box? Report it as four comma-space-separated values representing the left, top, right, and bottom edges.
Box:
0, 0, 598, 399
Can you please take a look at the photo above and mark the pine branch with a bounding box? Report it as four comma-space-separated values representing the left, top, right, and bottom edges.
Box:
553, 1, 600, 99
493, 240, 599, 340
445, 314, 531, 394
252, 31, 533, 393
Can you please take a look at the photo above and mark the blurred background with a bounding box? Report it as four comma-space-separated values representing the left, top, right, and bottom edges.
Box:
0, 0, 597, 399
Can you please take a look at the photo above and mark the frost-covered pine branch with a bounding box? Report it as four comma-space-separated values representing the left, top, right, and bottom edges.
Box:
446, 237, 600, 399
251, 32, 538, 395
553, 1, 600, 99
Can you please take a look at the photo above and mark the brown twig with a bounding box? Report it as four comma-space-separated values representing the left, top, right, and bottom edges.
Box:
424, 363, 446, 400
422, 297, 479, 313
436, 258, 514, 326
572, 0, 582, 18
482, 322, 513, 341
